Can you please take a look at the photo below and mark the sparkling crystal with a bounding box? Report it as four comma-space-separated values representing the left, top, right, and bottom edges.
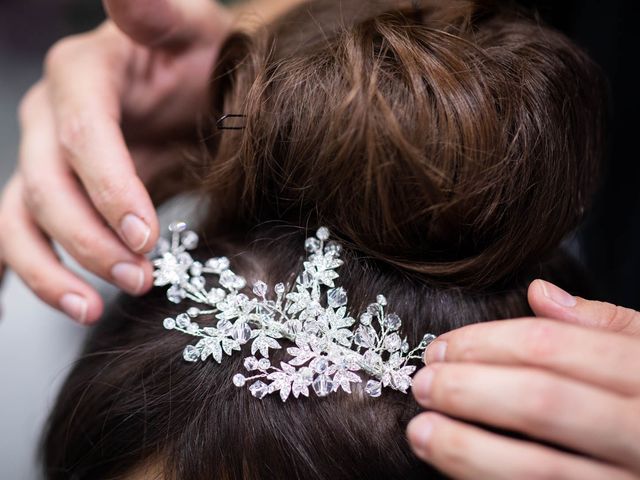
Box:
232, 374, 246, 387
167, 285, 185, 304
216, 319, 233, 334
363, 350, 383, 370
393, 374, 411, 392
155, 237, 170, 255
384, 313, 402, 331
312, 357, 329, 374
316, 227, 330, 241
249, 381, 269, 399
232, 275, 246, 290
181, 230, 199, 249
312, 374, 333, 396
232, 321, 252, 343
207, 288, 226, 304
219, 270, 236, 289
190, 262, 203, 277
365, 379, 382, 397
190, 276, 206, 289
354, 326, 375, 348
244, 356, 259, 371
275, 283, 285, 295
304, 237, 321, 253
258, 358, 271, 370
163, 317, 176, 330
168, 221, 187, 233
187, 323, 199, 334
253, 281, 268, 297
187, 307, 200, 317
183, 345, 200, 362
376, 294, 387, 306
206, 257, 230, 273
176, 313, 191, 329
324, 241, 342, 255
327, 287, 348, 308
423, 333, 437, 347
359, 313, 372, 326
401, 339, 410, 353
300, 271, 314, 287
299, 367, 314, 383
367, 303, 379, 315
383, 333, 402, 352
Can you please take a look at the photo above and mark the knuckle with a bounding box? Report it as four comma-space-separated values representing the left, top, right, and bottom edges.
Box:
68, 229, 101, 263
21, 175, 47, 216
520, 375, 563, 429
521, 321, 559, 360
44, 35, 83, 72
604, 303, 637, 332
92, 176, 128, 212
17, 84, 42, 125
57, 110, 93, 158
23, 269, 53, 302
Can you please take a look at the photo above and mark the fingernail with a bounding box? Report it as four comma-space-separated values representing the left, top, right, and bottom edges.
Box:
540, 280, 577, 308
413, 367, 435, 402
60, 293, 88, 323
408, 416, 434, 452
111, 262, 145, 295
120, 214, 150, 252
425, 340, 447, 364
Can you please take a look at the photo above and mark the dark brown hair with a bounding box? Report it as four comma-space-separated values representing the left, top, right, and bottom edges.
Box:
42, 1, 606, 479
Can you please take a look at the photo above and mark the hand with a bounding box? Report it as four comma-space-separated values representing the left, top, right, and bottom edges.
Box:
407, 280, 640, 480
0, 0, 232, 323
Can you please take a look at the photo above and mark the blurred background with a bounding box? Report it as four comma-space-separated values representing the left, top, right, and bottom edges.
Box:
0, 0, 637, 478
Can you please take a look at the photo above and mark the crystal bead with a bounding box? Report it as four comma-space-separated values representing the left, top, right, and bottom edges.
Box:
316, 227, 330, 241
312, 357, 329, 374
393, 374, 411, 392
249, 381, 269, 399
304, 237, 321, 253
190, 276, 206, 289
312, 374, 333, 396
274, 283, 285, 295
354, 326, 375, 348
187, 323, 199, 334
299, 367, 314, 383
232, 374, 246, 387
206, 257, 230, 273
155, 237, 170, 255
376, 294, 387, 306
252, 281, 268, 297
244, 356, 259, 371
324, 241, 342, 255
216, 319, 232, 334
207, 288, 226, 304
423, 333, 437, 347
181, 230, 199, 249
401, 339, 410, 353
383, 333, 401, 352
327, 287, 348, 308
219, 270, 237, 289
365, 379, 382, 397
384, 313, 402, 331
258, 358, 271, 370
359, 313, 372, 326
168, 221, 187, 233
167, 285, 185, 304
183, 345, 200, 362
187, 307, 200, 317
190, 262, 203, 277
163, 317, 176, 330
176, 313, 191, 329
232, 321, 252, 344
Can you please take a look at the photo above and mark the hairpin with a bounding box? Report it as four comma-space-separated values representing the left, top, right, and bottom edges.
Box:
216, 113, 246, 130
152, 222, 436, 402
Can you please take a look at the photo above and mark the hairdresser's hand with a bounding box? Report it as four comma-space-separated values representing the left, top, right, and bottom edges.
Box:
407, 279, 640, 480
0, 0, 231, 323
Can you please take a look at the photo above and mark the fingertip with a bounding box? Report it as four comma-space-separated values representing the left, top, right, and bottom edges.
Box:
407, 412, 438, 457
528, 279, 576, 321
59, 288, 103, 325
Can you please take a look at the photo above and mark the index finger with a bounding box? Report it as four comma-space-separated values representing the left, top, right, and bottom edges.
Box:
425, 318, 640, 396
45, 27, 158, 253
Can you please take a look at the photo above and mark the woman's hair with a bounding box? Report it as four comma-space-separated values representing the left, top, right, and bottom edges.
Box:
42, 1, 606, 479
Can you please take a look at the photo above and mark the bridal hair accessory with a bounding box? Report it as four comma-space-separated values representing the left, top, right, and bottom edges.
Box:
152, 222, 436, 402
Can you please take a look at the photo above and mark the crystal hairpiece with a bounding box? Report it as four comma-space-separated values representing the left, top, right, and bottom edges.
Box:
152, 222, 436, 402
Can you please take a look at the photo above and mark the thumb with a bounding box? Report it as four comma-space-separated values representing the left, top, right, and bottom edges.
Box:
528, 279, 640, 336
103, 0, 231, 47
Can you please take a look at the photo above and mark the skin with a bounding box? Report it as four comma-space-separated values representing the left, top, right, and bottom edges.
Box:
0, 0, 304, 323
408, 279, 640, 480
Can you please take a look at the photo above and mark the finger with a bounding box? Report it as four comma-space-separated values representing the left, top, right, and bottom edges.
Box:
44, 31, 159, 253
18, 84, 153, 295
0, 176, 103, 323
528, 279, 640, 336
103, 0, 231, 47
412, 364, 640, 470
425, 318, 640, 396
407, 413, 636, 480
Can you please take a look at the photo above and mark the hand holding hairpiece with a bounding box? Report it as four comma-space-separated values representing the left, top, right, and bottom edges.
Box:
152, 222, 436, 401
